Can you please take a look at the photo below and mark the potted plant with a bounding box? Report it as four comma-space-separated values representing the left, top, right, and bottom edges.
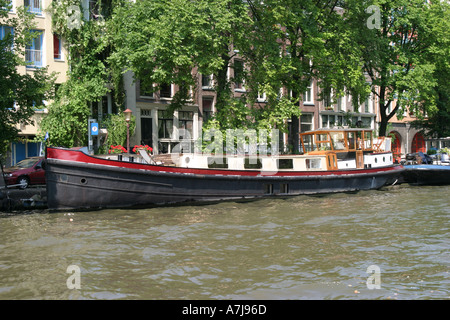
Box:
109, 145, 127, 154
439, 147, 449, 162
109, 145, 127, 161
132, 144, 153, 155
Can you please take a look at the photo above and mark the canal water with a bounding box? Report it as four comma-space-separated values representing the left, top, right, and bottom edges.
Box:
0, 185, 448, 300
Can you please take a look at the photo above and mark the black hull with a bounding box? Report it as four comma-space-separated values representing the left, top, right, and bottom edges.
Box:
46, 159, 402, 211
401, 165, 450, 186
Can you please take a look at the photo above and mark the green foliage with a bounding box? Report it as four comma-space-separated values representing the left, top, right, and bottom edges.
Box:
108, 0, 308, 133
344, 0, 449, 136
38, 0, 122, 147
37, 82, 92, 147
0, 2, 56, 155
102, 113, 136, 148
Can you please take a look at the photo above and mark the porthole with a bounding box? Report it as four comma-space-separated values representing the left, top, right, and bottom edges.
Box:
80, 178, 87, 184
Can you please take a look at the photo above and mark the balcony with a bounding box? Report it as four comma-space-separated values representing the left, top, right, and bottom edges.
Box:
25, 49, 43, 67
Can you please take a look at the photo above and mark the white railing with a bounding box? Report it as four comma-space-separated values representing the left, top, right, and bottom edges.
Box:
25, 0, 42, 15
25, 49, 43, 67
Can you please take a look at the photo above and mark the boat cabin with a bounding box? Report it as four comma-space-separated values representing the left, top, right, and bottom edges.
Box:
171, 129, 392, 172
300, 128, 392, 170
105, 129, 392, 172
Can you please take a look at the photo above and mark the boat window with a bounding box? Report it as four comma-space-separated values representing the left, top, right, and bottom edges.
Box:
277, 159, 293, 169
363, 131, 373, 150
244, 158, 262, 169
306, 158, 321, 169
317, 141, 332, 151
316, 133, 329, 142
330, 132, 346, 150
346, 132, 356, 150
301, 134, 316, 153
315, 133, 332, 151
207, 157, 228, 169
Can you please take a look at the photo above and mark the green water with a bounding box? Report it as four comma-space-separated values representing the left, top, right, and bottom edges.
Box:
0, 185, 448, 300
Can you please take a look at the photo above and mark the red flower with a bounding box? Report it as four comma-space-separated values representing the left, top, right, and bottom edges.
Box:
109, 145, 127, 154
132, 144, 153, 154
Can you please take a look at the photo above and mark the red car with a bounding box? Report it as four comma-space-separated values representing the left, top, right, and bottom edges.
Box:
2, 157, 45, 189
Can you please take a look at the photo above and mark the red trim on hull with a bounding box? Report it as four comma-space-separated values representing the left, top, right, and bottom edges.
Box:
46, 147, 403, 177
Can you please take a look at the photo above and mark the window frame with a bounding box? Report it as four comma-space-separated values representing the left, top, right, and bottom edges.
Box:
26, 29, 44, 68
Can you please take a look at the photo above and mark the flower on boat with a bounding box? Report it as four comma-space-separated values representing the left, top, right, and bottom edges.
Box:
132, 145, 153, 154
109, 145, 127, 154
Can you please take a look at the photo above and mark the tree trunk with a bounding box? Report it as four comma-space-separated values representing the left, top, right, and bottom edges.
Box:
289, 115, 300, 154
214, 53, 232, 122
378, 112, 388, 137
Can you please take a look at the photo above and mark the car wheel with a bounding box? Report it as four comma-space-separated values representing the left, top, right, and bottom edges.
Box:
18, 176, 29, 189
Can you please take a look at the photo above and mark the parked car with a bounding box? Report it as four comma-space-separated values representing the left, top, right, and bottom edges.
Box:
2, 157, 45, 189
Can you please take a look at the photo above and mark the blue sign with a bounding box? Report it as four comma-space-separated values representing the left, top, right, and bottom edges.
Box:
91, 122, 99, 136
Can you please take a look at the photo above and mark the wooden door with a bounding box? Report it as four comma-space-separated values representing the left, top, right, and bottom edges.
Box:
411, 133, 426, 153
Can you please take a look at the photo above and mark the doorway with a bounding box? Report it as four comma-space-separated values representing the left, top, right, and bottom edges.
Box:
141, 117, 153, 147
411, 132, 426, 154
390, 131, 401, 163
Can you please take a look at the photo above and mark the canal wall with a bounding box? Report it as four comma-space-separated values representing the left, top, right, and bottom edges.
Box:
0, 186, 47, 211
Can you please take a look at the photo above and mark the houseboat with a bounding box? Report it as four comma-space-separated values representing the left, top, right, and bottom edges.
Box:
401, 164, 450, 186
44, 128, 403, 210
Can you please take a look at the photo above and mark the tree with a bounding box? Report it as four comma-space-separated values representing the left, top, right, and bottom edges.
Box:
344, 0, 449, 137
0, 1, 56, 156
245, 0, 369, 151
110, 0, 247, 122
411, 1, 450, 139
38, 0, 120, 147
109, 0, 303, 134
109, 0, 370, 154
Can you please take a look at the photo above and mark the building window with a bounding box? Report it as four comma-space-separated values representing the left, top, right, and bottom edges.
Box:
300, 113, 313, 132
0, 26, 13, 49
1, 1, 13, 11
159, 83, 172, 99
202, 97, 214, 124
303, 82, 313, 104
363, 96, 371, 113
53, 34, 62, 60
158, 110, 173, 139
361, 117, 372, 128
178, 111, 193, 136
257, 91, 267, 102
139, 79, 154, 97
233, 59, 245, 91
337, 96, 343, 111
178, 83, 192, 100
25, 0, 42, 15
202, 74, 213, 89
321, 114, 331, 128
26, 30, 43, 67
323, 92, 332, 109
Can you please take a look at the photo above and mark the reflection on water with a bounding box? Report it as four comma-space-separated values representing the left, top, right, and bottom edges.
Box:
0, 185, 449, 300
